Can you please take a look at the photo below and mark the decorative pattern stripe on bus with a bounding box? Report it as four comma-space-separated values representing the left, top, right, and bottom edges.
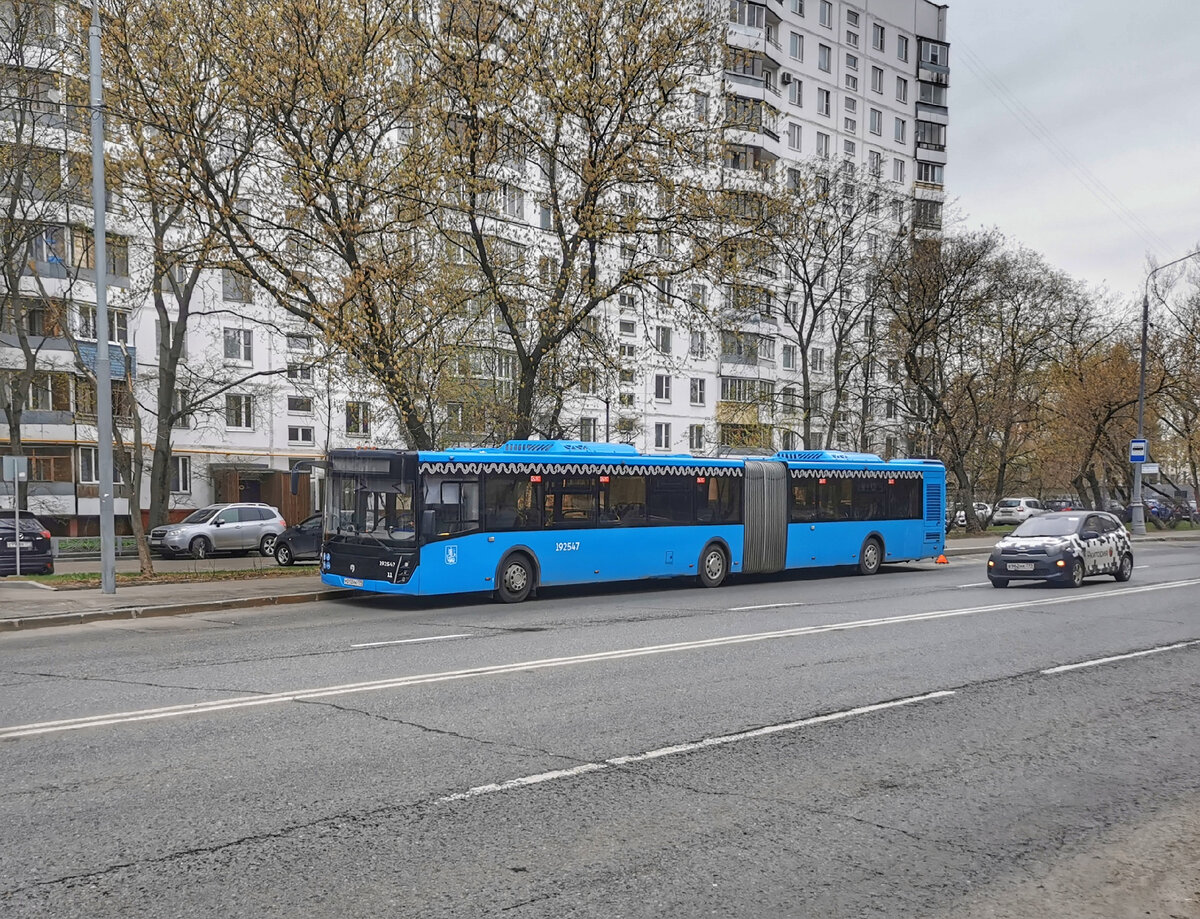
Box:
417, 461, 744, 477
788, 468, 925, 480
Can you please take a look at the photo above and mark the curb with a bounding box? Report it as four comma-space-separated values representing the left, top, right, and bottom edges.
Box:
0, 588, 356, 632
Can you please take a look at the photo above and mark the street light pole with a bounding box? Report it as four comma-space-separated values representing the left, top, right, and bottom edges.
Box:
1131, 249, 1200, 536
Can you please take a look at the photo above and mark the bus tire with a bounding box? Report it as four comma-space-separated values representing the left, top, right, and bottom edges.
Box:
697, 543, 728, 588
858, 537, 883, 575
497, 553, 535, 603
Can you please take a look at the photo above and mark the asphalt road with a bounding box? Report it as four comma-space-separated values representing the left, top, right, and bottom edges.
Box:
2, 545, 1198, 917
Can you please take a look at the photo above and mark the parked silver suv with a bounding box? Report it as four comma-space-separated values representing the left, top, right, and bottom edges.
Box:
149, 503, 287, 559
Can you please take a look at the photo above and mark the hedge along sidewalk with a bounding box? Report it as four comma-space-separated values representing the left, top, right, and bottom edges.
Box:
0, 574, 355, 631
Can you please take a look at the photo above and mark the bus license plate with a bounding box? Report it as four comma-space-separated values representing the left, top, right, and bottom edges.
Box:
344, 577, 364, 587
1007, 562, 1034, 572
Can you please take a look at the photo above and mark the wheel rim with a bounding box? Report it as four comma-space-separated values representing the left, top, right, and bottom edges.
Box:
504, 562, 528, 594
261, 535, 276, 556
704, 550, 725, 581
277, 545, 291, 564
1072, 561, 1083, 586
863, 542, 880, 570
1120, 556, 1132, 578
192, 538, 208, 559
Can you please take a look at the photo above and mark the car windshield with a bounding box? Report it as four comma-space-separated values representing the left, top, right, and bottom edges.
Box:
179, 507, 220, 524
1012, 515, 1082, 537
0, 515, 46, 533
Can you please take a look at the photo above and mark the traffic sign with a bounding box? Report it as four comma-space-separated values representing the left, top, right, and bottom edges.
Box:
1130, 439, 1147, 463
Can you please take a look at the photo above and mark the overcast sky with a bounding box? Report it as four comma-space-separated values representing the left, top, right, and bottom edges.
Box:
946, 0, 1200, 304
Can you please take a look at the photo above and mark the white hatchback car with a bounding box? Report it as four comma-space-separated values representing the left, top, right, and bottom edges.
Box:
991, 497, 1047, 526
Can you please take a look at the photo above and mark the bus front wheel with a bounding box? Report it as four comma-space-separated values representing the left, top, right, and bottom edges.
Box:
858, 537, 883, 575
698, 544, 728, 588
497, 554, 534, 603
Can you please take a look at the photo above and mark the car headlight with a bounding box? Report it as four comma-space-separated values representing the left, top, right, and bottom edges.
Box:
165, 528, 182, 538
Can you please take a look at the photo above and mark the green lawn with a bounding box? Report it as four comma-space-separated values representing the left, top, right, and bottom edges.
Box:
17, 566, 320, 590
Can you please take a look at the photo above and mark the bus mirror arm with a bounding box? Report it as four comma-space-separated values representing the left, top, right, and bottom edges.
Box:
289, 459, 329, 496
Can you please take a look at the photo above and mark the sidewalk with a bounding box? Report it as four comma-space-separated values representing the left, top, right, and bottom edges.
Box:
2, 530, 1195, 632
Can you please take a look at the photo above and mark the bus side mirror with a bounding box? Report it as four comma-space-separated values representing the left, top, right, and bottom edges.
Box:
421, 509, 436, 535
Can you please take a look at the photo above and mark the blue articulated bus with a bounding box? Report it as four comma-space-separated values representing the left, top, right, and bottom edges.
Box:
318, 441, 946, 602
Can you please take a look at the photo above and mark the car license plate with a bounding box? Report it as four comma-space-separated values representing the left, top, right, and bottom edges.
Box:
344, 577, 364, 587
1007, 562, 1035, 572
17, 540, 32, 549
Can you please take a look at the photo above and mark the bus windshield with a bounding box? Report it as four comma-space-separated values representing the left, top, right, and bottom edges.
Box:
328, 475, 416, 546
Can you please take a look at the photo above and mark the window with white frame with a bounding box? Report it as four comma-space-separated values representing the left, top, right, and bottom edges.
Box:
844, 97, 857, 113
654, 325, 672, 355
789, 31, 802, 59
222, 268, 253, 302
871, 66, 883, 94
225, 394, 253, 429
810, 347, 825, 372
817, 88, 830, 115
819, 0, 831, 26
782, 344, 796, 370
872, 23, 885, 51
896, 76, 908, 103
816, 132, 830, 158
77, 305, 128, 343
787, 123, 802, 150
288, 425, 315, 444
869, 150, 883, 176
619, 319, 636, 336
287, 395, 312, 414
689, 330, 706, 356
170, 455, 191, 493
818, 44, 831, 72
690, 377, 706, 405
917, 161, 944, 185
845, 30, 858, 48
619, 342, 637, 359
789, 78, 803, 106
344, 401, 370, 436
78, 446, 98, 484
654, 374, 671, 401
791, 0, 803, 13
897, 34, 909, 61
223, 328, 252, 363
846, 52, 858, 70
286, 332, 313, 352
894, 117, 906, 143
654, 422, 671, 449
846, 9, 859, 25
919, 39, 948, 66
869, 108, 882, 135
688, 424, 705, 451
759, 337, 776, 361
893, 158, 906, 183
287, 362, 312, 382
845, 74, 858, 91
579, 417, 597, 442
843, 139, 856, 156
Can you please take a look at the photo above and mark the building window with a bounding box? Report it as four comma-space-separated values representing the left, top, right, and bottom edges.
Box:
868, 150, 883, 176
287, 395, 313, 414
345, 401, 370, 436
77, 305, 128, 343
287, 333, 313, 352
789, 31, 803, 59
810, 347, 825, 373
894, 117, 906, 143
170, 455, 191, 493
654, 374, 671, 401
287, 362, 312, 382
916, 120, 946, 151
917, 161, 945, 185
843, 139, 856, 156
654, 422, 671, 450
887, 359, 900, 382
791, 0, 804, 14
689, 330, 706, 357
689, 424, 705, 451
654, 325, 672, 355
846, 10, 859, 25
618, 392, 635, 407
171, 389, 191, 429
789, 78, 803, 107
579, 417, 597, 442
223, 328, 252, 363
818, 44, 831, 72
819, 0, 831, 27
222, 268, 253, 302
787, 123, 802, 150
893, 158, 906, 183
225, 394, 253, 429
816, 132, 830, 158
845, 74, 858, 91
897, 35, 909, 61
78, 446, 98, 484
869, 108, 883, 135
919, 82, 948, 106
885, 398, 897, 419
694, 91, 710, 121
817, 88, 831, 116
870, 67, 884, 95
501, 182, 524, 218
913, 199, 943, 229
919, 39, 948, 66
690, 377, 706, 405
619, 319, 636, 336
844, 117, 857, 133
288, 425, 315, 445
844, 97, 857, 114
896, 76, 908, 103
845, 30, 858, 48
872, 23, 885, 51
782, 344, 796, 370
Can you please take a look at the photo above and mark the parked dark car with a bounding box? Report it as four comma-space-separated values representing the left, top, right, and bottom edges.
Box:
0, 513, 55, 576
273, 514, 324, 566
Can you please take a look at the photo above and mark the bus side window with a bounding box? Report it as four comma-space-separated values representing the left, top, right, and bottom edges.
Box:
790, 479, 819, 522
601, 475, 646, 526
484, 475, 540, 530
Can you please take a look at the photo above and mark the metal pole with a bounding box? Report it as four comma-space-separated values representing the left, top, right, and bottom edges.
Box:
90, 3, 117, 594
12, 467, 19, 576
1130, 291, 1149, 536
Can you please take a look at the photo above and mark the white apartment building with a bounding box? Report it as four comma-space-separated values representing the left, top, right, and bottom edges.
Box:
0, 0, 948, 535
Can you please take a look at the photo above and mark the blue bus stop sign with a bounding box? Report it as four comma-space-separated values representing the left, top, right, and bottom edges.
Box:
1130, 439, 1147, 463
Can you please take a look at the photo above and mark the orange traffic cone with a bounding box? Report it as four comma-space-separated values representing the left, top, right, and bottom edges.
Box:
935, 554, 949, 564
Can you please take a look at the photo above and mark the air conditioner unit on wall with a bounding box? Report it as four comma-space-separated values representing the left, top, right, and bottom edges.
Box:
781, 72, 793, 85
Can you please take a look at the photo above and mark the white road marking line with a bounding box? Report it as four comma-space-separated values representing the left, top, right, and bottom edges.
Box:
1134, 565, 1150, 569
6, 577, 1199, 740
728, 602, 805, 611
956, 582, 991, 588
1041, 640, 1200, 675
440, 690, 956, 802
350, 634, 471, 649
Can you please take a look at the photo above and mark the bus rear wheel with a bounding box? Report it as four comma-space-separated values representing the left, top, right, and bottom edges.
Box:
497, 554, 534, 603
858, 537, 883, 575
698, 544, 728, 588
